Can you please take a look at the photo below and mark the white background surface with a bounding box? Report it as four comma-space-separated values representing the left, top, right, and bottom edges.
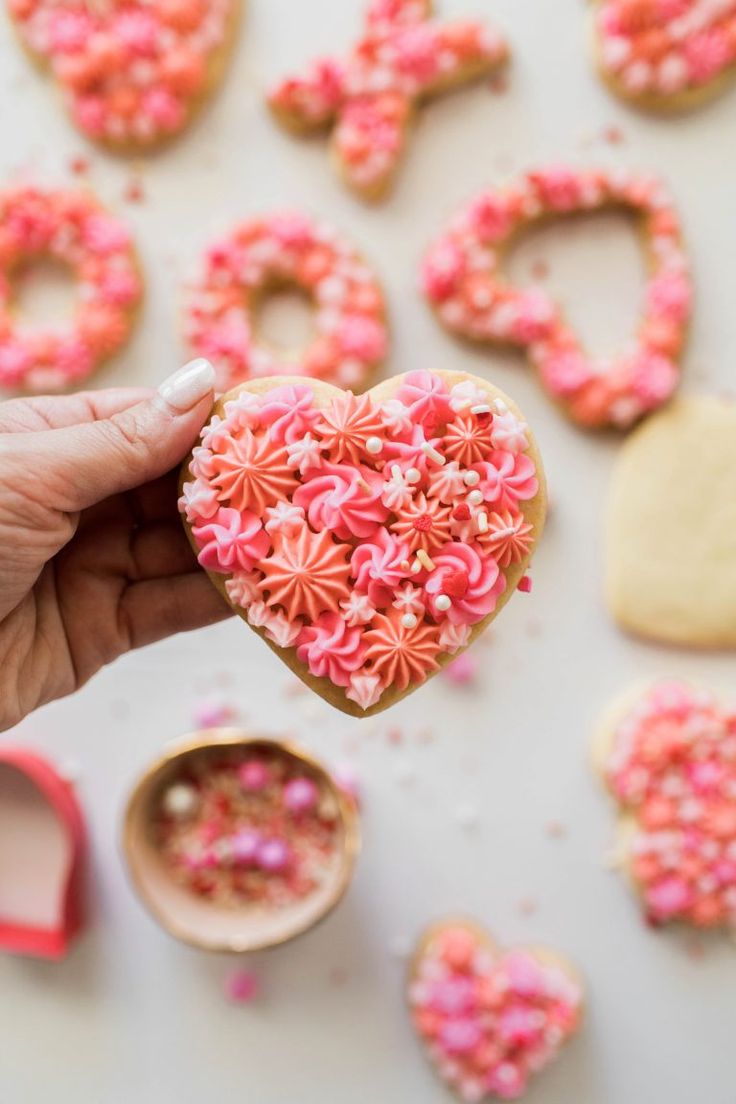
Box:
1, 1, 736, 1101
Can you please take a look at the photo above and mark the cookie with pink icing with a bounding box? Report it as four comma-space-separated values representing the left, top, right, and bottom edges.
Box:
7, 0, 239, 149
267, 0, 509, 201
597, 680, 736, 934
593, 0, 736, 110
179, 369, 545, 717
422, 167, 692, 430
409, 920, 584, 1101
184, 213, 388, 394
0, 185, 141, 393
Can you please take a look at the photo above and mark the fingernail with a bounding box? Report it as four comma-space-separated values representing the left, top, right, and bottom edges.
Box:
157, 358, 215, 413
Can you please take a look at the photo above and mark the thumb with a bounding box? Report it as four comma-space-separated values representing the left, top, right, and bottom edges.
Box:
22, 359, 216, 514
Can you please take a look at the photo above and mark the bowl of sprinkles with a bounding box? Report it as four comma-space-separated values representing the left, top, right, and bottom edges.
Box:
123, 731, 360, 952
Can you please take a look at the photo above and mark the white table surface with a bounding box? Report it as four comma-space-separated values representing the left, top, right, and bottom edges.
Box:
2, 1, 736, 1101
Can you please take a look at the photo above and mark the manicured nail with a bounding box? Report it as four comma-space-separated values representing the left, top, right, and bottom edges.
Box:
157, 358, 215, 413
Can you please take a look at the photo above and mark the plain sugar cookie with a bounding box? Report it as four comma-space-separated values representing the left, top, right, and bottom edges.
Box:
605, 395, 736, 647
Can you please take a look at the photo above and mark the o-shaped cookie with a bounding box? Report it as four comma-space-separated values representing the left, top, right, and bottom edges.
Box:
593, 0, 736, 110
422, 167, 692, 430
0, 185, 141, 393
184, 212, 389, 393
7, 0, 239, 149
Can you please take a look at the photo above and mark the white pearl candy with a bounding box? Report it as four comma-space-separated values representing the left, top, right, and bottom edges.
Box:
162, 782, 199, 819
401, 613, 418, 629
406, 467, 422, 484
467, 489, 484, 506
365, 436, 383, 455
463, 470, 480, 487
435, 594, 452, 612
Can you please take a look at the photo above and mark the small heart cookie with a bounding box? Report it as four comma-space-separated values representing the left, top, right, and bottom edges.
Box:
422, 167, 691, 430
409, 920, 584, 1101
596, 681, 736, 933
592, 0, 736, 111
179, 369, 546, 717
605, 395, 736, 647
7, 0, 239, 150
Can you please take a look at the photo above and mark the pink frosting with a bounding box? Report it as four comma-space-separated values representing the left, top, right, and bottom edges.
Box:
296, 612, 365, 687
395, 369, 453, 429
351, 528, 410, 606
258, 385, 321, 444
193, 508, 270, 574
294, 462, 388, 539
471, 450, 539, 507
424, 541, 505, 625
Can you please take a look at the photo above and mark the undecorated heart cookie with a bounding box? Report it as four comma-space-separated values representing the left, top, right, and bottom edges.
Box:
605, 395, 736, 647
408, 920, 583, 1101
592, 0, 736, 112
179, 369, 546, 717
422, 167, 691, 430
7, 0, 239, 149
596, 680, 736, 933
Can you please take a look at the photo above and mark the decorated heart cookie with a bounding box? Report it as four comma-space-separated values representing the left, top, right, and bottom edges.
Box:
179, 369, 545, 717
409, 920, 584, 1101
597, 681, 736, 933
593, 0, 736, 110
267, 0, 509, 201
0, 185, 141, 393
422, 167, 692, 430
7, 0, 239, 149
184, 212, 388, 394
605, 396, 736, 647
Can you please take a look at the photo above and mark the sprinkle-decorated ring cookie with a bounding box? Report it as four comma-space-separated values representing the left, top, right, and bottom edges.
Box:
422, 167, 692, 430
267, 0, 509, 202
593, 0, 736, 111
597, 680, 736, 934
409, 919, 584, 1101
0, 186, 141, 393
179, 369, 545, 717
7, 0, 239, 149
184, 212, 389, 393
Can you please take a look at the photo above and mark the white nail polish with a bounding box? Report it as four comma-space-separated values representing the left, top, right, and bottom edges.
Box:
157, 358, 215, 413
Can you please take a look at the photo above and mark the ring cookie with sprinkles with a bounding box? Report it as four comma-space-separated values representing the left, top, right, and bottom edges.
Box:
592, 0, 736, 111
409, 919, 584, 1102
267, 0, 510, 202
7, 0, 240, 150
184, 212, 388, 394
179, 369, 546, 717
422, 166, 692, 430
0, 185, 141, 394
596, 681, 736, 935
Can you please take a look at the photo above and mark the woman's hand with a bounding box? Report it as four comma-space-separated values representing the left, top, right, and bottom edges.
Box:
0, 358, 231, 732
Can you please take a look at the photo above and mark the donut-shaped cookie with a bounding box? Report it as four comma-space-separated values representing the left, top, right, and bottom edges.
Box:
0, 186, 141, 394
597, 681, 736, 934
184, 213, 389, 393
422, 167, 692, 430
593, 0, 736, 110
267, 0, 509, 202
7, 0, 239, 150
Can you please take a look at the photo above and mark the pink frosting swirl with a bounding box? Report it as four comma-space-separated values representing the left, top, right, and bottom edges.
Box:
193, 507, 270, 575
258, 384, 321, 443
423, 541, 505, 625
294, 462, 388, 539
350, 528, 409, 606
471, 449, 539, 507
296, 612, 365, 687
394, 370, 453, 429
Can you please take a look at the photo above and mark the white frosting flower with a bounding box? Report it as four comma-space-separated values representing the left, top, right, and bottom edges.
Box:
381, 463, 415, 511
223, 391, 262, 430
346, 672, 383, 711
264, 611, 302, 648
490, 410, 529, 454
380, 398, 413, 436
265, 501, 306, 538
450, 380, 488, 412
286, 432, 324, 475
247, 600, 271, 629
392, 583, 425, 618
340, 592, 377, 627
179, 478, 219, 523
428, 461, 467, 504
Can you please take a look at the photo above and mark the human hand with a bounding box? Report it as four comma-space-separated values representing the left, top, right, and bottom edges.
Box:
0, 358, 231, 732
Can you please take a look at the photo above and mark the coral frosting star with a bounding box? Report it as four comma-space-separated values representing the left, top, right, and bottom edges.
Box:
259, 527, 353, 622
210, 429, 297, 514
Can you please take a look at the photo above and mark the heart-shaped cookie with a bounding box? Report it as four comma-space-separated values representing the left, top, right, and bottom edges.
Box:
409, 920, 584, 1101
422, 167, 691, 430
592, 0, 736, 111
605, 395, 736, 647
179, 369, 545, 717
7, 0, 239, 150
596, 681, 736, 933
